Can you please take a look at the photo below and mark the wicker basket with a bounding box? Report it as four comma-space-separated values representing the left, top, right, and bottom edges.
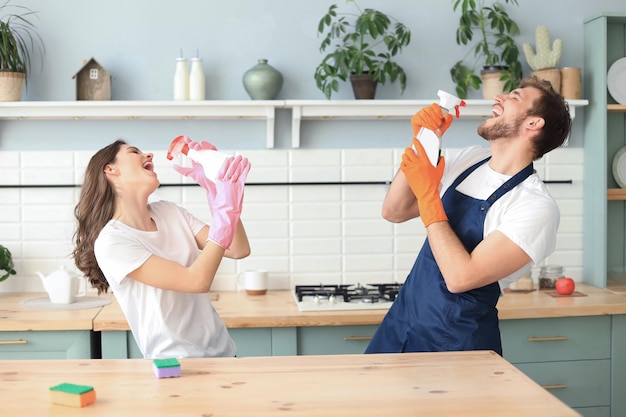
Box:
480, 71, 506, 99
0, 72, 25, 101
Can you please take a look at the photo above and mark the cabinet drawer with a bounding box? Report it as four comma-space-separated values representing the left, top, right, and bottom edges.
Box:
515, 360, 610, 408
297, 325, 378, 355
0, 330, 93, 359
500, 316, 610, 363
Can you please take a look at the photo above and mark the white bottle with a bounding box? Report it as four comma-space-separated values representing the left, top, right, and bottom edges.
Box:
173, 57, 189, 101
414, 90, 465, 166
189, 57, 206, 101
166, 135, 230, 182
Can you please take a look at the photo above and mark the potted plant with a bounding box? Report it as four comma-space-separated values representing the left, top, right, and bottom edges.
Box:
0, 244, 16, 282
450, 0, 523, 99
314, 1, 411, 100
523, 25, 562, 93
0, 0, 44, 101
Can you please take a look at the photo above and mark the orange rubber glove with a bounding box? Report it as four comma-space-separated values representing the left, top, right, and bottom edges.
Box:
401, 138, 447, 227
411, 103, 454, 137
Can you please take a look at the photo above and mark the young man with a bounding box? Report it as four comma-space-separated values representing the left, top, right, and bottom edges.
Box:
366, 77, 572, 355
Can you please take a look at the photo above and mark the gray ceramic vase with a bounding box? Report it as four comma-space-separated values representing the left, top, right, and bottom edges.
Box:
242, 59, 283, 100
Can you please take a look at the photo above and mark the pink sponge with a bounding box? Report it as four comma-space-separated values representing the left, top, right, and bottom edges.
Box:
49, 383, 96, 407
153, 358, 181, 378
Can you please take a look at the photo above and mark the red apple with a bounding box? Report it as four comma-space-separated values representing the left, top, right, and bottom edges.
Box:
555, 277, 575, 295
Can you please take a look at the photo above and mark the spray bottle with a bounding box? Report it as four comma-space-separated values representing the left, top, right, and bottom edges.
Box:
414, 90, 466, 166
167, 135, 231, 182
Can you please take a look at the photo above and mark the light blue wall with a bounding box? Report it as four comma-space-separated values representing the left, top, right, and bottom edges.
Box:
2, 0, 625, 151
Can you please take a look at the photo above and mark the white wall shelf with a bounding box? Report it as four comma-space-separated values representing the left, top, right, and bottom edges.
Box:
0, 100, 281, 148
286, 99, 589, 147
0, 99, 589, 148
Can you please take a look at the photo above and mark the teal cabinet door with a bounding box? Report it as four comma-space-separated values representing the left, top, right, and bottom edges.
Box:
297, 325, 378, 355
0, 330, 93, 359
515, 360, 610, 408
99, 328, 298, 358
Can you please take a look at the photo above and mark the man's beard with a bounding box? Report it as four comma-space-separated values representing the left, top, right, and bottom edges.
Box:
477, 113, 526, 141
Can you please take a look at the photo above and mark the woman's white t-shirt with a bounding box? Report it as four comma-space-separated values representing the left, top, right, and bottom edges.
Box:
94, 200, 236, 359
441, 146, 560, 290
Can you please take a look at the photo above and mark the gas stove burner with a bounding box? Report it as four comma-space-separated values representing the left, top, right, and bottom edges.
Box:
358, 294, 379, 303
293, 282, 403, 311
352, 284, 369, 295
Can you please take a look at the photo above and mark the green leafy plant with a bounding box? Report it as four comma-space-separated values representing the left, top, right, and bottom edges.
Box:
0, 0, 44, 77
0, 244, 16, 282
450, 0, 522, 99
314, 1, 411, 99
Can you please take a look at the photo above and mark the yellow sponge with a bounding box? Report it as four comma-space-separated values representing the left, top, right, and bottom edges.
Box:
49, 383, 96, 407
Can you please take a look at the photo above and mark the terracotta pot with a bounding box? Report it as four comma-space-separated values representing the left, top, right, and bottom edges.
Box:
350, 73, 377, 99
531, 68, 561, 94
0, 72, 25, 101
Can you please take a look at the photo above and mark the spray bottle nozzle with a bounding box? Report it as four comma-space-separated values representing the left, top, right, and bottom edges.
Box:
166, 135, 191, 161
437, 90, 466, 119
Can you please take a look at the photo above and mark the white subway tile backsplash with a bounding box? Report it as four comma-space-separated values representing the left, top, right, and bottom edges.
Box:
0, 147, 586, 293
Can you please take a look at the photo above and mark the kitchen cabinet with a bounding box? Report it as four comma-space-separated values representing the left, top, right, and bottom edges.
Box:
0, 293, 101, 360
500, 316, 615, 416
100, 328, 297, 359
583, 13, 626, 291
296, 325, 377, 355
0, 330, 93, 360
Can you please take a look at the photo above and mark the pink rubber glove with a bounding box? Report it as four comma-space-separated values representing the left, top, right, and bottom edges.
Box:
207, 155, 251, 249
172, 138, 218, 213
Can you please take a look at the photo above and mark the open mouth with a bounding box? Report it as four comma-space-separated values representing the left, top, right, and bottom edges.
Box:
491, 105, 503, 118
143, 161, 154, 171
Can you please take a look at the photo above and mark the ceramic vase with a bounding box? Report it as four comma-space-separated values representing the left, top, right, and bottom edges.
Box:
242, 59, 283, 100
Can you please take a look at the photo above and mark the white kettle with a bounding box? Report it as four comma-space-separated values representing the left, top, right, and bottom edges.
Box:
36, 266, 86, 304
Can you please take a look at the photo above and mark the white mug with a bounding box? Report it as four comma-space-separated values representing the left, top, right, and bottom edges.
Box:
238, 270, 268, 295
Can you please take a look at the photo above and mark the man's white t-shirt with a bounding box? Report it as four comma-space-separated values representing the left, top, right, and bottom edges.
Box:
440, 146, 560, 290
94, 200, 236, 359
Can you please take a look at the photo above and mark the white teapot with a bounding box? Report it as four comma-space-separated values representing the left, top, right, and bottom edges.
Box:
36, 266, 86, 304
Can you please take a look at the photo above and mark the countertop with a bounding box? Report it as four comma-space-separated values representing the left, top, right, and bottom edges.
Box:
94, 283, 626, 331
4, 283, 626, 332
0, 292, 104, 331
0, 351, 580, 416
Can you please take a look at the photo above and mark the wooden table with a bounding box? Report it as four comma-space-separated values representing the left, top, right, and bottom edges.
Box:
0, 351, 580, 416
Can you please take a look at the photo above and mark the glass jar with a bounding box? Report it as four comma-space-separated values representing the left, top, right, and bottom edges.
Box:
538, 265, 564, 289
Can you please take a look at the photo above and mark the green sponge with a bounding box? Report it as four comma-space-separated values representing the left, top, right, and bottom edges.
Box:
49, 382, 96, 407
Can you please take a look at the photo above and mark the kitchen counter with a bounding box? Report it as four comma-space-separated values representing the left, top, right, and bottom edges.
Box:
0, 351, 581, 416
93, 283, 626, 331
0, 292, 104, 331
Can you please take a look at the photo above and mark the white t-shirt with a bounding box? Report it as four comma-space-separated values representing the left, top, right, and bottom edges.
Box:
94, 200, 236, 359
441, 146, 560, 290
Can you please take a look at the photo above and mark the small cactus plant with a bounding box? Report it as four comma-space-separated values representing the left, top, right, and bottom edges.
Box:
523, 25, 562, 71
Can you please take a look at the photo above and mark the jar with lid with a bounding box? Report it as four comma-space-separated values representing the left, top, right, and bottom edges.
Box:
538, 265, 564, 289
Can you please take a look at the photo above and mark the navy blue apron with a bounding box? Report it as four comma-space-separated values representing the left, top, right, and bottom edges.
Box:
366, 157, 533, 356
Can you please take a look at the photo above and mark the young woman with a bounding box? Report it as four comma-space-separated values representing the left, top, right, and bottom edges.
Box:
73, 138, 250, 358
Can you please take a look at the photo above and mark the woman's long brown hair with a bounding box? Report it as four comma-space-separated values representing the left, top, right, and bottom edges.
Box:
73, 140, 125, 294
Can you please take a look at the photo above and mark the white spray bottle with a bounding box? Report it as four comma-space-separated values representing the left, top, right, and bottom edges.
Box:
414, 90, 466, 166
167, 135, 231, 182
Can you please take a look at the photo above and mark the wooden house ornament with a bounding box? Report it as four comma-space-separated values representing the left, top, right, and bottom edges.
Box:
72, 58, 111, 100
